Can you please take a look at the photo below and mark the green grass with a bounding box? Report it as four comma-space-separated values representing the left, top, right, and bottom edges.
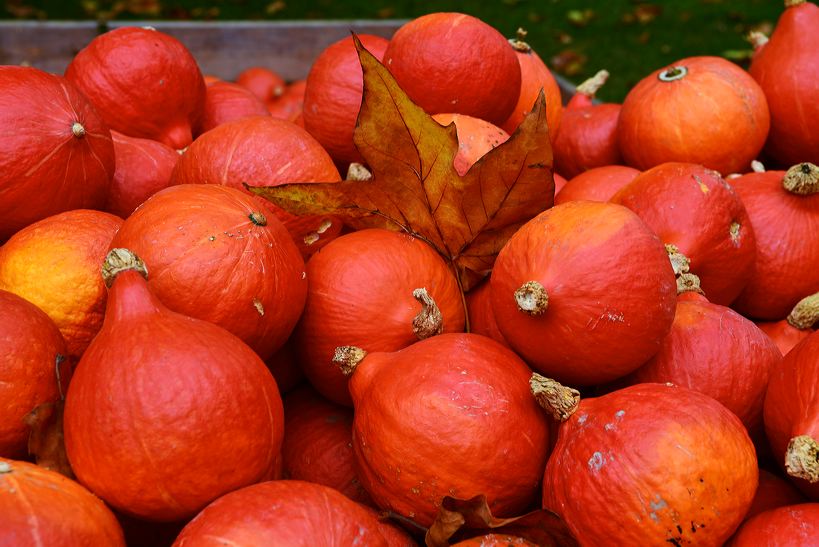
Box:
2, 0, 785, 101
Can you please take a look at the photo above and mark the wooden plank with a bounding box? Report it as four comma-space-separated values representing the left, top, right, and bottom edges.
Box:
0, 20, 577, 99
0, 21, 100, 74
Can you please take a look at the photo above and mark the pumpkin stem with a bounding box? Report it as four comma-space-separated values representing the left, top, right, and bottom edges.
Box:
782, 163, 819, 195
786, 291, 819, 330
303, 218, 334, 247
530, 373, 581, 421
412, 288, 444, 340
508, 27, 532, 53
248, 211, 267, 226
102, 248, 149, 288
751, 160, 766, 173
0, 462, 11, 474
333, 346, 368, 376
784, 435, 819, 483
665, 244, 691, 276
514, 281, 548, 316
71, 122, 86, 138
785, 0, 806, 7
747, 31, 769, 50
676, 273, 705, 296
658, 66, 687, 82
347, 162, 373, 181
576, 70, 610, 98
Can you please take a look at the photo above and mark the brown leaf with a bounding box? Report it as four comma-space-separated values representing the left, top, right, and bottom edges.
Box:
250, 34, 554, 291
24, 400, 74, 479
425, 494, 578, 547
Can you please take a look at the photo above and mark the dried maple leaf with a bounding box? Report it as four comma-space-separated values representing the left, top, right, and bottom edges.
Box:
425, 494, 578, 546
251, 34, 554, 292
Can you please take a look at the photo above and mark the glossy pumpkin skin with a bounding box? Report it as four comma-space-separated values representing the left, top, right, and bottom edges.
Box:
349, 333, 552, 528
544, 383, 758, 546
617, 56, 770, 175
554, 165, 640, 204
384, 12, 521, 126
65, 26, 205, 149
744, 469, 806, 522
611, 162, 757, 306
235, 66, 285, 104
501, 38, 562, 140
302, 34, 389, 164
104, 131, 179, 219
553, 87, 622, 179
0, 66, 114, 241
0, 458, 125, 546
281, 386, 372, 505
729, 503, 819, 547
730, 169, 819, 320
763, 330, 819, 500
433, 113, 510, 176
491, 201, 677, 386
749, 1, 819, 166
169, 115, 342, 259
0, 290, 67, 458
64, 265, 285, 521
110, 184, 307, 360
172, 480, 394, 546
198, 80, 269, 133
623, 291, 781, 433
465, 278, 509, 348
0, 209, 123, 359
296, 229, 465, 406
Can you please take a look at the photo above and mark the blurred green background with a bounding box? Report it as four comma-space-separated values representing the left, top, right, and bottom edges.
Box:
2, 0, 783, 101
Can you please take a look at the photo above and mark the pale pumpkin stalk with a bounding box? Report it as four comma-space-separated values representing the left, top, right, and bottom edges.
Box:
575, 69, 610, 98
786, 292, 819, 330
785, 435, 819, 483
334, 346, 368, 376
101, 248, 148, 287
782, 162, 819, 195
529, 373, 580, 421
514, 280, 548, 316
412, 288, 444, 339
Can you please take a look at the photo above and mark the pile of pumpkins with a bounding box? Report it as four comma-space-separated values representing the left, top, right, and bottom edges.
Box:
0, 1, 817, 545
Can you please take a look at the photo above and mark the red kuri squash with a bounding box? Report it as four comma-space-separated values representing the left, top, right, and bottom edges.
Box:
65, 26, 206, 149
383, 13, 521, 126
342, 333, 553, 527
618, 56, 770, 175
553, 70, 622, 178
0, 457, 125, 546
730, 163, 819, 319
490, 200, 677, 386
748, 0, 819, 166
763, 329, 819, 500
0, 290, 67, 458
543, 383, 758, 546
64, 249, 285, 521
611, 162, 757, 305
0, 66, 114, 241
104, 131, 179, 219
302, 34, 389, 164
295, 228, 465, 405
109, 184, 307, 360
172, 480, 398, 546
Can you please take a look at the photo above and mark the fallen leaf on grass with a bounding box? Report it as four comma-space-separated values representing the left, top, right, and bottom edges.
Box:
251, 34, 554, 291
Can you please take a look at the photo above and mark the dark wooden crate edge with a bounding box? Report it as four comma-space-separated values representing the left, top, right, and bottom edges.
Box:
0, 20, 577, 102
